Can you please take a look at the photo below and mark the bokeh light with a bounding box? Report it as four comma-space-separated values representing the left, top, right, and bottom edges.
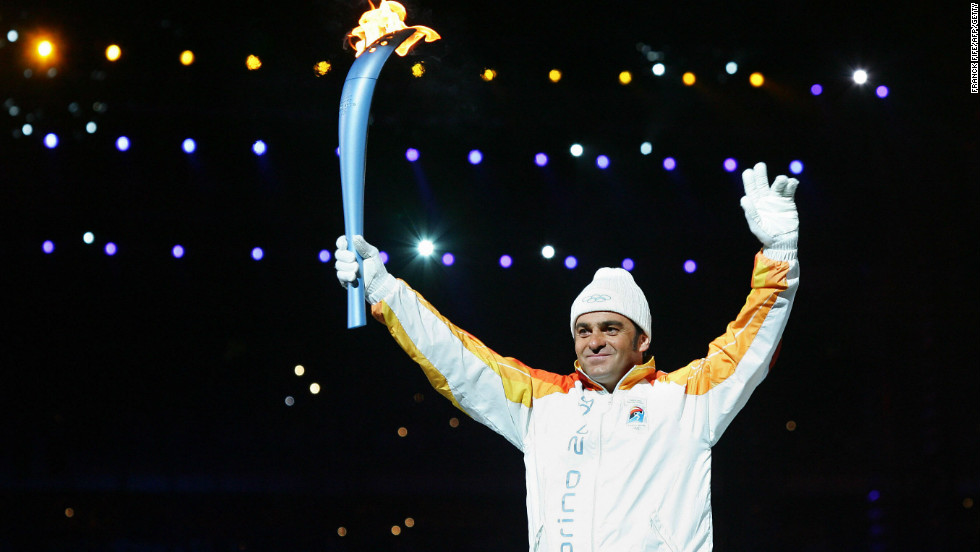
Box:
411, 62, 425, 77
618, 71, 632, 85
246, 54, 262, 70
749, 72, 764, 87
622, 258, 635, 271
723, 158, 737, 172
499, 254, 513, 268
596, 155, 610, 169
468, 149, 483, 165
684, 259, 697, 273
789, 160, 804, 175
172, 245, 184, 259
876, 85, 889, 98
115, 136, 130, 151
417, 240, 435, 257
319, 249, 331, 263
810, 83, 823, 96
441, 252, 455, 266
83, 232, 95, 244
541, 245, 555, 259
725, 61, 738, 75
180, 50, 195, 66
534, 152, 548, 167
105, 44, 121, 61
651, 63, 665, 76
569, 143, 584, 157
564, 256, 578, 269
44, 133, 59, 149
663, 157, 676, 171
682, 72, 696, 86
104, 242, 117, 256
853, 69, 868, 84
182, 138, 196, 154
548, 69, 562, 83
252, 140, 267, 156
640, 142, 653, 155
480, 68, 497, 81
42, 240, 55, 254
405, 148, 419, 162
251, 247, 264, 261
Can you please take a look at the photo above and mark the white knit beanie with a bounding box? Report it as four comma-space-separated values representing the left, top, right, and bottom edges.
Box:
570, 268, 652, 338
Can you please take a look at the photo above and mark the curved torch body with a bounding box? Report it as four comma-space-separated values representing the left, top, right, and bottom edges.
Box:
338, 28, 416, 328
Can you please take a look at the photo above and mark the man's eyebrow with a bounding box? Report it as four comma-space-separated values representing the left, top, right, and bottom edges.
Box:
576, 320, 626, 329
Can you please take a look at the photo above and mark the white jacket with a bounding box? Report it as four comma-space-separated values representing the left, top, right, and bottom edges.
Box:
371, 253, 799, 551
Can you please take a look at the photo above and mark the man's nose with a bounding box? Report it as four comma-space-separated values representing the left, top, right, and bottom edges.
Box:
589, 335, 605, 352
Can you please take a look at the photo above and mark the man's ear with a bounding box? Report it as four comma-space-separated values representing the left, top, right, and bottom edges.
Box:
637, 332, 650, 353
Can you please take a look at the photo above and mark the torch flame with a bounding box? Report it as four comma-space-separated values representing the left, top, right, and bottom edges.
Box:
348, 1, 440, 57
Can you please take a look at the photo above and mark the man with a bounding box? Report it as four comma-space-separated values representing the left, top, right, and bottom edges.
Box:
335, 162, 799, 551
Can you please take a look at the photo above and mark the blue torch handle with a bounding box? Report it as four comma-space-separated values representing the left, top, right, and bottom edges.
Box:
339, 28, 416, 329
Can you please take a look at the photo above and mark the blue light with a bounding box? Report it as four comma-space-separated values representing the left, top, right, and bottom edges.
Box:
116, 136, 130, 151
319, 249, 331, 263
596, 155, 610, 169
44, 133, 59, 149
182, 138, 196, 154
251, 247, 264, 261
105, 242, 117, 256
663, 157, 676, 171
684, 259, 697, 273
564, 256, 578, 269
468, 149, 483, 165
405, 148, 419, 162
252, 140, 267, 156
499, 254, 513, 268
379, 251, 389, 264
868, 490, 880, 502
723, 158, 737, 172
335, 146, 340, 156
810, 84, 823, 96
621, 258, 635, 271
789, 160, 804, 175
534, 153, 548, 167
172, 244, 184, 258
876, 85, 889, 98
441, 252, 455, 266
42, 240, 55, 254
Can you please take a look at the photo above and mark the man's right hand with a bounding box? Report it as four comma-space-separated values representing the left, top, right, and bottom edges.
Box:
335, 235, 398, 305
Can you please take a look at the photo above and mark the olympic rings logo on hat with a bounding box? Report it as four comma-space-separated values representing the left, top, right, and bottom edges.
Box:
580, 294, 612, 303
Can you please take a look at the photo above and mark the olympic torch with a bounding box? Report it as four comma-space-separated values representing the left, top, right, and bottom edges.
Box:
339, 1, 439, 328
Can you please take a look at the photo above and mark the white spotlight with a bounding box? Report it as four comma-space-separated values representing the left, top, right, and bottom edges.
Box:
651, 63, 666, 76
853, 69, 868, 84
417, 239, 435, 257
541, 245, 555, 259
569, 143, 584, 157
725, 61, 738, 75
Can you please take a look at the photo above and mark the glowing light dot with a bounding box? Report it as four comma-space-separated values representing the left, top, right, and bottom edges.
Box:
621, 258, 635, 271
379, 251, 389, 264
640, 142, 653, 155
37, 40, 53, 58
397, 427, 408, 437
441, 252, 455, 266
449, 417, 460, 428
252, 140, 266, 156
295, 365, 305, 376
853, 69, 868, 84
964, 498, 975, 509
725, 61, 738, 75
564, 256, 578, 269
786, 420, 797, 431
318, 249, 331, 263
810, 84, 823, 96
115, 136, 130, 151
314, 61, 331, 76
172, 244, 184, 258
618, 71, 632, 85
663, 157, 676, 171
405, 148, 419, 162
418, 240, 435, 257
83, 232, 95, 244
789, 160, 804, 175
284, 396, 295, 406
534, 152, 548, 167
180, 50, 195, 66
684, 260, 697, 273
468, 149, 483, 165
876, 85, 889, 98
337, 527, 348, 537
6, 30, 18, 42
309, 382, 321, 394
42, 240, 55, 254
105, 242, 117, 256
724, 158, 737, 172
44, 133, 58, 149
868, 490, 880, 502
682, 72, 696, 86
749, 72, 764, 87
86, 122, 97, 134
105, 44, 121, 61
405, 518, 415, 528
548, 69, 562, 82
499, 254, 513, 268
569, 143, 584, 157
251, 247, 264, 261
480, 68, 497, 81
541, 245, 555, 259
182, 138, 196, 154
391, 526, 402, 536
246, 54, 262, 70
22, 123, 33, 136
596, 155, 610, 169
411, 62, 425, 77
64, 508, 74, 518
651, 63, 665, 76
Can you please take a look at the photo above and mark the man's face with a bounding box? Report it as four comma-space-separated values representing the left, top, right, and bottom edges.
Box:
574, 311, 649, 390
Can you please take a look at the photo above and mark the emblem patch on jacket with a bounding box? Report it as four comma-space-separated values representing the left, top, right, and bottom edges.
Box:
626, 398, 647, 430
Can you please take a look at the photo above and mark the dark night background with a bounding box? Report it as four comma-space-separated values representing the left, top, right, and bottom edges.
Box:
1, 1, 977, 550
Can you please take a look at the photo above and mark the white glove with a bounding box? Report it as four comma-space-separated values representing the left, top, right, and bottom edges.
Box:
740, 162, 799, 261
335, 235, 398, 304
